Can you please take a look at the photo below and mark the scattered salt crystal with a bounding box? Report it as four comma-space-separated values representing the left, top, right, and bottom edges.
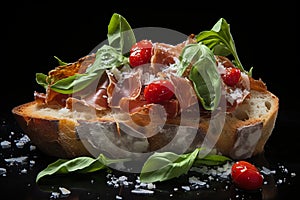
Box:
122, 181, 129, 186
30, 160, 35, 166
16, 142, 25, 148
0, 167, 7, 175
118, 176, 127, 182
291, 172, 296, 177
147, 183, 156, 190
116, 195, 122, 199
261, 166, 276, 175
188, 176, 206, 186
181, 186, 190, 191
29, 145, 36, 151
5, 156, 28, 164
20, 168, 27, 174
59, 187, 71, 195
106, 173, 112, 178
139, 182, 147, 187
50, 192, 60, 199
18, 134, 30, 143
131, 188, 154, 194
1, 140, 11, 149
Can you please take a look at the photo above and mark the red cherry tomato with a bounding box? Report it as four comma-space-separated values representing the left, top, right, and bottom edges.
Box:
144, 80, 175, 104
231, 161, 263, 191
129, 40, 153, 67
221, 67, 241, 86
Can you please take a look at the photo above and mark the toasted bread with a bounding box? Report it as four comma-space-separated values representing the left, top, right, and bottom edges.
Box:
12, 78, 279, 160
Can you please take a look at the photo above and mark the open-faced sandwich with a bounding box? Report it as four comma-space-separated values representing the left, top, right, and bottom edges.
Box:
12, 13, 279, 167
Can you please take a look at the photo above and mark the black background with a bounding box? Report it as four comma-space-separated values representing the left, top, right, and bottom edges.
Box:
1, 1, 299, 199
1, 1, 298, 116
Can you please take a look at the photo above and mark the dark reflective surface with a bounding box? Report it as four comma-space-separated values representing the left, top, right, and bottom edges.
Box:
0, 110, 299, 200
1, 1, 299, 199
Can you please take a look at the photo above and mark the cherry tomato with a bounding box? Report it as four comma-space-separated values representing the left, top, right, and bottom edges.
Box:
221, 67, 241, 86
144, 80, 175, 104
231, 161, 263, 191
129, 40, 153, 67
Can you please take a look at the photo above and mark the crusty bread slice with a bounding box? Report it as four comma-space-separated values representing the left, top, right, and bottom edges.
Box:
12, 77, 279, 160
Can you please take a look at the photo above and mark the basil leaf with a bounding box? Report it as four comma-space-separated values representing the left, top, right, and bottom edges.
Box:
54, 56, 68, 66
49, 45, 128, 94
36, 154, 129, 183
50, 73, 96, 94
196, 18, 250, 75
178, 43, 221, 110
139, 148, 201, 183
107, 13, 136, 55
193, 154, 232, 166
35, 73, 48, 89
86, 45, 128, 73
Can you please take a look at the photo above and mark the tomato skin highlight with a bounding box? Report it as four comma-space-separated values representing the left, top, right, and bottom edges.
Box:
221, 67, 241, 86
231, 161, 263, 191
129, 40, 153, 67
144, 80, 175, 104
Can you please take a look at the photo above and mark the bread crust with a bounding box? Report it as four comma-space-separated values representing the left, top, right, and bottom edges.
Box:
12, 102, 91, 158
12, 83, 279, 159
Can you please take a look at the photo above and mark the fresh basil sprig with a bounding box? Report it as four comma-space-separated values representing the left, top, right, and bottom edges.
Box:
36, 13, 135, 94
36, 45, 128, 94
35, 149, 231, 184
107, 13, 136, 55
139, 148, 231, 183
36, 154, 130, 183
53, 56, 68, 66
177, 43, 221, 111
196, 18, 252, 76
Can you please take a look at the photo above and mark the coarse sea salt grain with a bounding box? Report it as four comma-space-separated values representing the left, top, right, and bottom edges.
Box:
189, 176, 206, 186
181, 186, 191, 191
15, 142, 25, 148
20, 168, 27, 174
131, 188, 154, 194
50, 192, 60, 199
0, 168, 7, 176
1, 140, 11, 149
29, 145, 36, 151
5, 156, 28, 164
59, 187, 71, 196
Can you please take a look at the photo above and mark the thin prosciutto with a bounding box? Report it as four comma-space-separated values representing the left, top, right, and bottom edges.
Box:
34, 34, 251, 120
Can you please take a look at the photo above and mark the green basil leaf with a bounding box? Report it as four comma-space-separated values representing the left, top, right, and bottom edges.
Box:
50, 72, 98, 94
178, 43, 221, 110
49, 45, 128, 94
54, 56, 68, 66
35, 73, 49, 89
196, 18, 249, 75
139, 148, 201, 183
107, 13, 136, 55
86, 45, 128, 73
36, 154, 129, 183
193, 154, 232, 166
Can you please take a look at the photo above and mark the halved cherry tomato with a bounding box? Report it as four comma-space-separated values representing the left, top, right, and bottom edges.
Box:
231, 161, 263, 191
129, 40, 153, 67
144, 80, 174, 104
221, 67, 241, 87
